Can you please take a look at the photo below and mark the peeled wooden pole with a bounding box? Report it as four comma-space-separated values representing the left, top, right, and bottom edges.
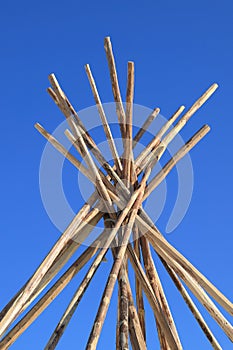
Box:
35, 123, 91, 181
0, 209, 102, 325
161, 258, 222, 350
155, 246, 233, 341
85, 64, 122, 174
127, 282, 147, 350
0, 231, 108, 349
137, 212, 233, 318
119, 60, 135, 349
123, 61, 135, 186
162, 84, 218, 147
67, 122, 112, 206
110, 225, 147, 350
135, 105, 185, 168
0, 196, 104, 338
133, 226, 146, 340
140, 235, 181, 349
132, 108, 160, 148
118, 252, 130, 350
137, 84, 218, 172
144, 124, 211, 198
127, 244, 181, 350
104, 36, 126, 136
136, 83, 218, 172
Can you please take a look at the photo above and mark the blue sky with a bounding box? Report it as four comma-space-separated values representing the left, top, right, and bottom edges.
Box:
0, 1, 233, 349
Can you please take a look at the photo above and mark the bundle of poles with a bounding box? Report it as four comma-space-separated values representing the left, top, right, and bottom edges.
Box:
0, 37, 232, 350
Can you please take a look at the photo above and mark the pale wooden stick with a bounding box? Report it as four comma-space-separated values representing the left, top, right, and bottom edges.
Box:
132, 108, 160, 149
86, 214, 137, 350
140, 236, 182, 349
162, 84, 218, 147
127, 282, 147, 350
161, 258, 222, 350
124, 62, 143, 346
110, 221, 147, 350
0, 209, 102, 326
48, 75, 79, 136
47, 87, 59, 105
110, 226, 146, 350
86, 169, 150, 350
144, 124, 211, 199
35, 123, 92, 182
138, 84, 217, 171
118, 62, 135, 348
0, 232, 107, 349
85, 64, 122, 174
135, 105, 185, 168
116, 288, 120, 350
45, 235, 122, 349
65, 123, 112, 206
133, 226, 146, 340
130, 238, 167, 349
137, 144, 165, 177
136, 213, 233, 317
104, 36, 126, 136
155, 246, 233, 341
127, 244, 181, 350
118, 261, 129, 350
35, 123, 117, 206
113, 245, 147, 350
64, 129, 118, 200
35, 121, 125, 212
123, 61, 135, 187
0, 200, 102, 338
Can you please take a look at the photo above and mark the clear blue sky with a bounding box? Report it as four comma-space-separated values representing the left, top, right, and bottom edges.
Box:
0, 1, 233, 349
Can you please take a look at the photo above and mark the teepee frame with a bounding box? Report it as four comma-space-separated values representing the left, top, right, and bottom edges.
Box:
0, 37, 232, 350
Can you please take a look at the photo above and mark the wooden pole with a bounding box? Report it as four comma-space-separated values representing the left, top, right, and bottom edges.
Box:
133, 226, 146, 340
85, 64, 122, 174
140, 235, 182, 348
161, 258, 222, 350
132, 108, 160, 149
104, 36, 126, 136
0, 232, 107, 349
